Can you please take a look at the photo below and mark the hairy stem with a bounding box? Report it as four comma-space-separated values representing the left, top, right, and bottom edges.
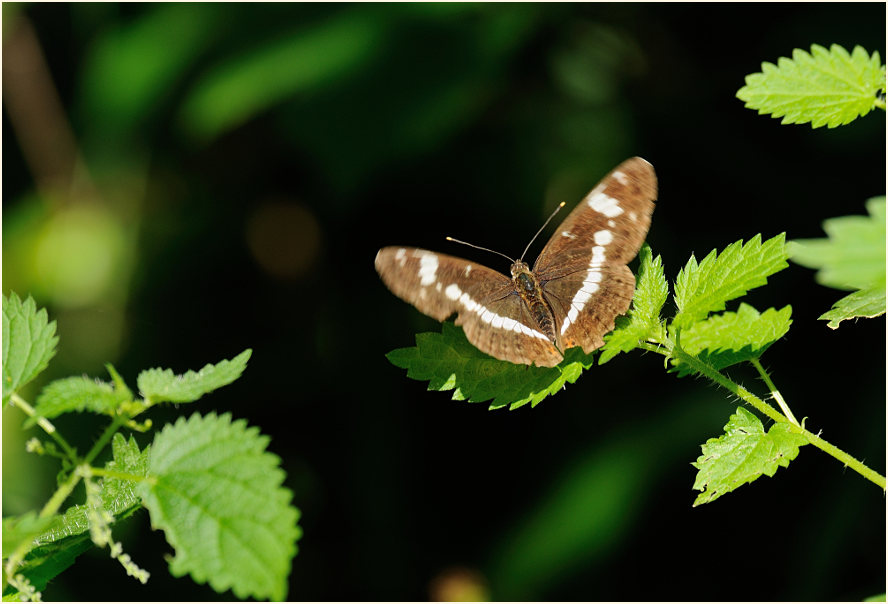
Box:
10, 393, 78, 460
750, 358, 800, 426
671, 345, 886, 490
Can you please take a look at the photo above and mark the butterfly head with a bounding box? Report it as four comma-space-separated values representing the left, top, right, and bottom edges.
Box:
509, 260, 532, 278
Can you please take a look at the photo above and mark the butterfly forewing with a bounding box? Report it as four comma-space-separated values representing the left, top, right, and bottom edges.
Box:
534, 157, 657, 354
375, 248, 563, 366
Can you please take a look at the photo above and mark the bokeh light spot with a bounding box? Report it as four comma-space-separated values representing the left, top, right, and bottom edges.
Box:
246, 200, 322, 280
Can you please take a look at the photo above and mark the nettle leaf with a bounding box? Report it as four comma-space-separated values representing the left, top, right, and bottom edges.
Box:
137, 349, 252, 404
387, 322, 595, 410
5, 534, 93, 596
692, 407, 808, 506
672, 304, 792, 377
789, 198, 886, 327
673, 234, 788, 331
789, 197, 886, 290
819, 287, 886, 329
600, 243, 668, 364
2, 293, 58, 404
36, 434, 149, 546
29, 375, 131, 425
737, 44, 886, 128
2, 513, 57, 559
139, 413, 300, 601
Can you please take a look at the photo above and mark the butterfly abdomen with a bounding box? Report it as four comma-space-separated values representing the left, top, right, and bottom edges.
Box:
513, 264, 558, 347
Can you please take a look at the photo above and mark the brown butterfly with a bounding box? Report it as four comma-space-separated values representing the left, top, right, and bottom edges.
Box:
375, 157, 657, 367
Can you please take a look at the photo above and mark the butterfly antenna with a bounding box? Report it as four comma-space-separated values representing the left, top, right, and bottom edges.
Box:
445, 237, 515, 264
519, 201, 566, 261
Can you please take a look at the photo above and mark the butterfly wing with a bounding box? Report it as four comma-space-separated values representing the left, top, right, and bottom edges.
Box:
533, 157, 657, 352
375, 247, 563, 366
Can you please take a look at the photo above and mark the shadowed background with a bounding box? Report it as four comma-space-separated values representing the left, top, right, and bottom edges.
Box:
2, 3, 885, 601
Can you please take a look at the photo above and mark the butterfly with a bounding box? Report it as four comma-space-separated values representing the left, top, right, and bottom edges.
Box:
375, 157, 657, 367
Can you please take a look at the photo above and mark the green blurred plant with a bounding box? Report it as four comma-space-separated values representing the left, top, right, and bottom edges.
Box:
2, 293, 300, 602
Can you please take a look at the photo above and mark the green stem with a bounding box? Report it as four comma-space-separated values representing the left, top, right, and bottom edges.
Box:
750, 359, 799, 426
82, 415, 128, 465
671, 344, 886, 490
875, 95, 886, 111
10, 393, 78, 461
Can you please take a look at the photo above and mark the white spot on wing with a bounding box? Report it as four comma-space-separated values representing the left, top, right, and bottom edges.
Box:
607, 219, 616, 228
586, 189, 623, 217
448, 288, 548, 340
612, 170, 628, 184
561, 237, 611, 335
561, 230, 577, 239
417, 253, 438, 286
395, 248, 407, 266
593, 230, 613, 246
464, 265, 472, 276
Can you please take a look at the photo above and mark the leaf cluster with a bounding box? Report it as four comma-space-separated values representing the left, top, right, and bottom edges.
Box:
2, 293, 299, 601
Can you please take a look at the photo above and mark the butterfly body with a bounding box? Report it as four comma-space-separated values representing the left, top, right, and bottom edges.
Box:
375, 157, 657, 367
511, 261, 560, 349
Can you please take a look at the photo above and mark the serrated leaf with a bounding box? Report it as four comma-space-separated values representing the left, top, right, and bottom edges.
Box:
2, 513, 56, 559
673, 234, 789, 331
6, 535, 94, 596
600, 244, 668, 364
672, 304, 792, 377
789, 197, 886, 290
819, 286, 886, 328
789, 198, 886, 327
692, 407, 808, 506
387, 322, 595, 410
137, 349, 252, 404
28, 376, 131, 425
138, 413, 300, 601
737, 44, 885, 128
2, 293, 58, 404
35, 434, 149, 546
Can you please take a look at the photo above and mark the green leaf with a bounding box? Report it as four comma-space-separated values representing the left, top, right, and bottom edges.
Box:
29, 375, 131, 425
672, 304, 792, 377
789, 198, 886, 327
35, 434, 149, 545
863, 593, 886, 602
600, 243, 668, 364
386, 322, 596, 410
139, 413, 300, 601
137, 349, 252, 404
5, 534, 93, 596
737, 44, 886, 128
818, 286, 886, 329
2, 512, 56, 559
2, 293, 58, 404
179, 11, 383, 141
673, 234, 789, 331
691, 407, 808, 506
789, 197, 886, 290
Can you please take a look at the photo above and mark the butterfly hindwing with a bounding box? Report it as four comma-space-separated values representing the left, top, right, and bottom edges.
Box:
375, 247, 563, 366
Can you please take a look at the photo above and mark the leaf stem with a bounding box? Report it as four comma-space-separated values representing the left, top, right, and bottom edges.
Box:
671, 344, 886, 490
10, 393, 78, 461
750, 359, 800, 426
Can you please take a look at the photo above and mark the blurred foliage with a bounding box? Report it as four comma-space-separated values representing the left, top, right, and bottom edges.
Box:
2, 2, 885, 601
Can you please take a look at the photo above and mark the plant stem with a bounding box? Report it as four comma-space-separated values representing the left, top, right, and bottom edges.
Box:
670, 345, 886, 490
10, 393, 78, 460
83, 415, 129, 465
750, 358, 800, 426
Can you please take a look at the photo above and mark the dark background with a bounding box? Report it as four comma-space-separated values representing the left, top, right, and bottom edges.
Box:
2, 3, 885, 601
